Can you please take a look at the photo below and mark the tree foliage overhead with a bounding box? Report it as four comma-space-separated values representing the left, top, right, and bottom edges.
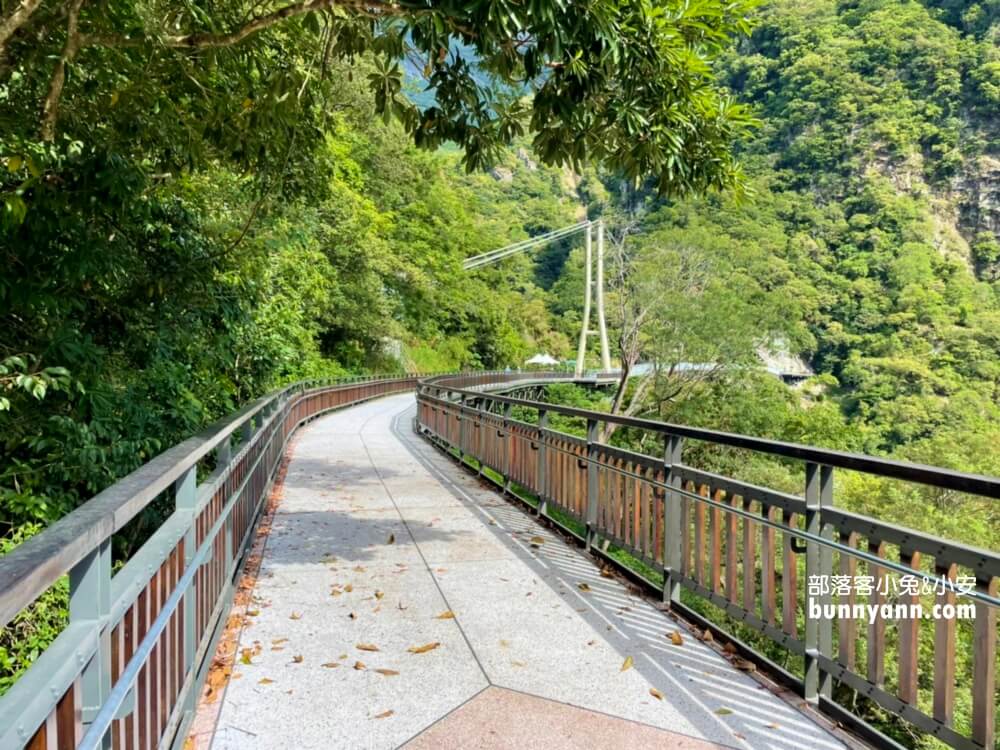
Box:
1, 0, 757, 197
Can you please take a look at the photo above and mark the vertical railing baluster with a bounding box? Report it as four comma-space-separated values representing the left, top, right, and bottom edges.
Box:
175, 466, 198, 719
742, 497, 757, 615
536, 410, 548, 517
585, 418, 600, 552
868, 539, 888, 688
838, 530, 859, 671
804, 462, 833, 703
726, 495, 739, 605
932, 561, 957, 726
897, 548, 922, 705
502, 402, 513, 492
663, 434, 683, 605
458, 395, 467, 459
972, 575, 997, 748
71, 536, 112, 748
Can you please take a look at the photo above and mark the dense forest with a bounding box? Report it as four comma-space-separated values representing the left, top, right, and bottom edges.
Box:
1, 0, 998, 746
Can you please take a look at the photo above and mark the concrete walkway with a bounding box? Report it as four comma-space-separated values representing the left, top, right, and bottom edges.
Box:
196, 394, 852, 750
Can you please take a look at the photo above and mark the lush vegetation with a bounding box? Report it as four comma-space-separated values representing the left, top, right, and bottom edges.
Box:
1, 0, 999, 745
0, 0, 755, 693
538, 1, 1000, 745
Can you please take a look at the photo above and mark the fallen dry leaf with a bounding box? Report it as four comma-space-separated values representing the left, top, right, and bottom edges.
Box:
240, 648, 253, 666
375, 668, 399, 676
344, 583, 353, 593
529, 536, 545, 547
766, 723, 780, 730
247, 609, 260, 616
733, 657, 756, 672
374, 590, 385, 600
669, 631, 683, 646
354, 661, 366, 670
374, 710, 394, 719
272, 638, 288, 645
700, 629, 714, 643
292, 655, 303, 664
258, 678, 274, 685
577, 582, 591, 592
289, 612, 302, 620
408, 642, 440, 654
723, 642, 737, 655
714, 707, 733, 716
650, 688, 664, 701
353, 566, 366, 573
621, 656, 634, 672
321, 662, 339, 668
356, 643, 380, 652
387, 533, 396, 545
434, 610, 455, 619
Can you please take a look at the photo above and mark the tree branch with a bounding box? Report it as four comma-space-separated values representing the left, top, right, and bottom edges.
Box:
79, 0, 473, 51
0, 0, 44, 57
40, 0, 83, 142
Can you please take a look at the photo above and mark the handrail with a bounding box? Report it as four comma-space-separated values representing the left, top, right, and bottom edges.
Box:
415, 379, 1000, 750
0, 375, 412, 627
0, 369, 583, 750
418, 378, 1000, 499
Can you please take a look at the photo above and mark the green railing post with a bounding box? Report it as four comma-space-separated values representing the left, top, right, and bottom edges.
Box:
663, 434, 684, 605
585, 418, 600, 552
71, 536, 112, 747
175, 466, 199, 716
536, 410, 548, 517
804, 462, 833, 702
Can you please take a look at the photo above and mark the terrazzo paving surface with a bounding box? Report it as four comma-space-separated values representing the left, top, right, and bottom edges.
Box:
196, 394, 852, 750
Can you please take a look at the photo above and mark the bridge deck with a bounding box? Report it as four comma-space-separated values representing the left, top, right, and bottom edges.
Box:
189, 394, 851, 750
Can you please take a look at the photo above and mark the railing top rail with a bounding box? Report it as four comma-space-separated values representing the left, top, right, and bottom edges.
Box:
417, 381, 1000, 500
0, 374, 420, 628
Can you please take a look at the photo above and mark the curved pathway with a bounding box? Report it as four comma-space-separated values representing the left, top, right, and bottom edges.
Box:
194, 394, 854, 750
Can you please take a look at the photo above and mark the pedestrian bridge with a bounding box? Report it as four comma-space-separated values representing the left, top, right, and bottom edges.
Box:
0, 373, 997, 750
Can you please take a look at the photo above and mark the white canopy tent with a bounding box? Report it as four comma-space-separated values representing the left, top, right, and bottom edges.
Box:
525, 353, 560, 366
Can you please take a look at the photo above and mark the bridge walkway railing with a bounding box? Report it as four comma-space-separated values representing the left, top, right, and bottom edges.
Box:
417, 374, 1000, 750
0, 371, 567, 750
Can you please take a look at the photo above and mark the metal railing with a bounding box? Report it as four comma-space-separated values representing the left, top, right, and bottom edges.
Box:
416, 376, 1000, 750
0, 373, 444, 749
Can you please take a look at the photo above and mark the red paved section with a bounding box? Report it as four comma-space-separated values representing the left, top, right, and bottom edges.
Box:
404, 686, 728, 750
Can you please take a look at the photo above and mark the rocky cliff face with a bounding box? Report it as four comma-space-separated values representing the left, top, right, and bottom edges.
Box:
956, 155, 1000, 239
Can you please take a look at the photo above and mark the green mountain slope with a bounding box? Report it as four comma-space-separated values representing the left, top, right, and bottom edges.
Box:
620, 0, 1000, 468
